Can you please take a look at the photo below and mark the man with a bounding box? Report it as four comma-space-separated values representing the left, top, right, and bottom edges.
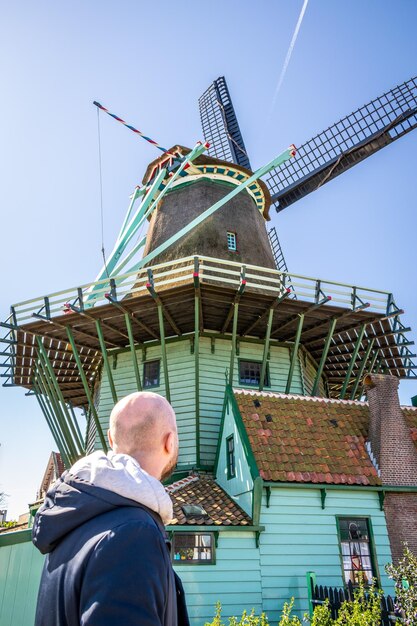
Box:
32, 391, 189, 626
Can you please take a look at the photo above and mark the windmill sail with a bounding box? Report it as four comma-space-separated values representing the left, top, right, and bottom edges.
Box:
266, 76, 417, 212
199, 76, 252, 169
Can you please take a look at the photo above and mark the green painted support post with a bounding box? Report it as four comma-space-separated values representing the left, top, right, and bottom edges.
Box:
37, 338, 85, 456
95, 319, 118, 404
350, 338, 376, 400
259, 308, 274, 391
157, 305, 171, 403
124, 312, 142, 391
229, 302, 239, 386
339, 324, 367, 399
35, 359, 78, 461
311, 317, 337, 396
306, 571, 317, 618
34, 381, 71, 468
194, 294, 200, 467
132, 146, 296, 272
65, 326, 108, 452
286, 313, 304, 394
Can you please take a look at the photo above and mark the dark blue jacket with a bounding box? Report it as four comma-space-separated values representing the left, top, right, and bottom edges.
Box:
32, 471, 189, 626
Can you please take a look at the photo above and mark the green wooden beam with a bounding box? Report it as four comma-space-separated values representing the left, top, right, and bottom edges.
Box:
242, 288, 290, 337
124, 312, 142, 391
350, 338, 376, 400
311, 317, 338, 396
228, 302, 239, 386
156, 304, 170, 403
285, 313, 304, 394
65, 326, 108, 452
339, 324, 367, 399
95, 319, 118, 404
194, 290, 200, 467
35, 360, 78, 461
33, 380, 71, 468
259, 307, 274, 392
37, 338, 85, 456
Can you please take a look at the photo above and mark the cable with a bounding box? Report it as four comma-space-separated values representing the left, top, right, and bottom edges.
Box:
97, 107, 109, 277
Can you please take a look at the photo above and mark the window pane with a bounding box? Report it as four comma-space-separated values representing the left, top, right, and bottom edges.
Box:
172, 534, 213, 564
239, 360, 270, 386
143, 360, 160, 387
227, 232, 237, 251
338, 518, 375, 586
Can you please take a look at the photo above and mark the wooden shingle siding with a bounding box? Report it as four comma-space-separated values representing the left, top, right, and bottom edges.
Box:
175, 533, 262, 624
0, 537, 44, 626
259, 487, 393, 621
216, 399, 254, 516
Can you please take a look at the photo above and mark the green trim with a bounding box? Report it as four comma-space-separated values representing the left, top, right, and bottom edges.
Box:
252, 476, 263, 525
336, 516, 381, 587
157, 304, 170, 402
340, 323, 366, 399
213, 390, 229, 478
194, 292, 200, 467
124, 312, 142, 390
378, 490, 385, 511
227, 386, 260, 480
226, 434, 236, 480
262, 482, 417, 493
306, 571, 317, 618
350, 338, 375, 400
259, 308, 274, 392
95, 319, 118, 404
37, 339, 84, 455
320, 488, 327, 509
166, 525, 265, 532
0, 528, 32, 547
228, 303, 239, 386
65, 326, 108, 452
286, 313, 304, 393
312, 317, 337, 396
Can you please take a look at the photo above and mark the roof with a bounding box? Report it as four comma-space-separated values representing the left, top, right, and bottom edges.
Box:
38, 452, 65, 498
166, 474, 252, 526
233, 389, 381, 486
141, 145, 272, 220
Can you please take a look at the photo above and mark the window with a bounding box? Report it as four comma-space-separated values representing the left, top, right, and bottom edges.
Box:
227, 231, 237, 251
172, 533, 214, 564
143, 360, 160, 388
226, 434, 236, 479
239, 360, 270, 387
338, 518, 376, 585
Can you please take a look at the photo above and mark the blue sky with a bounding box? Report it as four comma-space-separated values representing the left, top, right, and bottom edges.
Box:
0, 0, 416, 518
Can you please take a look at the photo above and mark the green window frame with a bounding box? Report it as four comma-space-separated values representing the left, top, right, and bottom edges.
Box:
336, 517, 379, 586
226, 434, 236, 479
238, 359, 270, 387
171, 532, 215, 565
143, 359, 160, 388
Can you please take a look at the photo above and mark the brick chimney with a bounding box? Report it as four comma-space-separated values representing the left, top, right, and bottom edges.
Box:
363, 373, 417, 560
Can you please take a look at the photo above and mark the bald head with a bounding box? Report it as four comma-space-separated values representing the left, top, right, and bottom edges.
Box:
108, 392, 178, 480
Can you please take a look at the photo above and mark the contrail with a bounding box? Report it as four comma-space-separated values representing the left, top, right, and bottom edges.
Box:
268, 0, 309, 121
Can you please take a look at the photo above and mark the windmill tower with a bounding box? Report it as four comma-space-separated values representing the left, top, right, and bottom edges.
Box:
0, 76, 416, 475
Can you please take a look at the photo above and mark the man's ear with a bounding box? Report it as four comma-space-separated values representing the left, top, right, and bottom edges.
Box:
107, 429, 113, 449
164, 431, 175, 454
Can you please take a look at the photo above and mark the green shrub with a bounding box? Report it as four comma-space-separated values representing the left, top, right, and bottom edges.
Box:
385, 543, 417, 625
204, 601, 269, 626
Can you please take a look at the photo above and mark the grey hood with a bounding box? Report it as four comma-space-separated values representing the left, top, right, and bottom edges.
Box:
32, 451, 173, 555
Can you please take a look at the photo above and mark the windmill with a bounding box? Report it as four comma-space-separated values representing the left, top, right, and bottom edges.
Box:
0, 74, 416, 471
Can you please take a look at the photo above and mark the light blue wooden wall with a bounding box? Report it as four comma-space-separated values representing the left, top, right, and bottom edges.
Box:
259, 487, 393, 622
0, 530, 261, 626
174, 532, 262, 624
97, 337, 305, 468
216, 399, 254, 516
0, 532, 44, 626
